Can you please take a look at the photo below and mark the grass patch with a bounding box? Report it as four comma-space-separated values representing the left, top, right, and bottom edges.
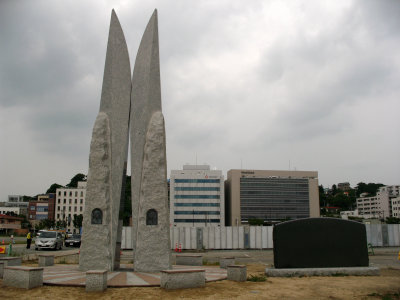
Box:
247, 274, 267, 282
202, 259, 219, 266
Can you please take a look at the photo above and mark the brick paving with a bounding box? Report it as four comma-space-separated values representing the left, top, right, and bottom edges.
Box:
43, 264, 227, 287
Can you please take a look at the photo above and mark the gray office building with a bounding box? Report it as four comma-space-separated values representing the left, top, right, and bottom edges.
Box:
225, 169, 320, 225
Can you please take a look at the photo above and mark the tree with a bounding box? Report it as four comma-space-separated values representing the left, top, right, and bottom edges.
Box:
66, 173, 87, 188
73, 214, 83, 229
46, 183, 63, 194
356, 182, 384, 197
331, 184, 338, 195
385, 217, 400, 224
38, 219, 55, 230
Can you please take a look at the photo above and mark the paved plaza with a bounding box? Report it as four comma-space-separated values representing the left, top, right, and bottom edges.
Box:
42, 264, 226, 287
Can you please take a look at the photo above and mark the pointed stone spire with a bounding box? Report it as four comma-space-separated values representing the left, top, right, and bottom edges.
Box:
80, 9, 131, 271
130, 9, 162, 254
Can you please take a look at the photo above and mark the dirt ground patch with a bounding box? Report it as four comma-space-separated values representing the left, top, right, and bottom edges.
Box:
1, 264, 399, 299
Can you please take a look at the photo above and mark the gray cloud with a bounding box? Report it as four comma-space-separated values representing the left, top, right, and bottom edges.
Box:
0, 0, 399, 200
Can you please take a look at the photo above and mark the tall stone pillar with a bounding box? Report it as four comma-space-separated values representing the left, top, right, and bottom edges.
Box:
130, 10, 162, 254
79, 10, 131, 271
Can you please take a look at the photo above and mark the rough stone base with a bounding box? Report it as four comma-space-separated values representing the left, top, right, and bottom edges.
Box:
3, 266, 43, 289
227, 265, 247, 281
220, 257, 235, 269
176, 255, 203, 266
161, 269, 205, 290
86, 270, 108, 292
39, 255, 54, 267
0, 257, 22, 278
265, 266, 380, 277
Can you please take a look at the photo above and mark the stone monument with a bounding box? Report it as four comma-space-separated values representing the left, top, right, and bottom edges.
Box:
80, 9, 171, 272
273, 218, 369, 268
129, 10, 171, 271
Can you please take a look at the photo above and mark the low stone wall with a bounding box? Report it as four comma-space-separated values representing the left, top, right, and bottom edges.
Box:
3, 266, 43, 289
55, 253, 79, 264
38, 254, 54, 267
176, 255, 203, 266
161, 269, 205, 290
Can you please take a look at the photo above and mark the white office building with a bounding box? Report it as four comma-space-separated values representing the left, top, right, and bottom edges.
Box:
55, 181, 87, 233
170, 165, 225, 227
391, 196, 400, 218
357, 185, 400, 218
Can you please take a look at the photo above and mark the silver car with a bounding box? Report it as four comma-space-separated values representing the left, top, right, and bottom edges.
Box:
35, 231, 63, 250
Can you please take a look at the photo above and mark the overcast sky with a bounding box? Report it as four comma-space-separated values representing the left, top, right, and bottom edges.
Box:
1, 0, 399, 200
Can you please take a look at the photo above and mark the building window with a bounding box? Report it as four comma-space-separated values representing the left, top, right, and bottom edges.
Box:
30, 206, 35, 210
80, 207, 83, 212
64, 191, 66, 196
174, 195, 220, 199
175, 187, 220, 191
64, 199, 66, 204
69, 207, 71, 212
81, 191, 83, 197
174, 203, 220, 207
174, 179, 220, 183
75, 199, 77, 204
74, 207, 77, 212
69, 199, 71, 204
57, 214, 60, 219
80, 199, 83, 204
69, 191, 72, 196
75, 191, 78, 197
58, 191, 61, 196
58, 199, 60, 204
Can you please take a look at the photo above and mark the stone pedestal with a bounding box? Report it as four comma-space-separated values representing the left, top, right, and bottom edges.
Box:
160, 269, 205, 290
220, 257, 235, 269
0, 257, 22, 277
86, 270, 108, 292
3, 266, 43, 289
38, 254, 54, 267
227, 265, 247, 282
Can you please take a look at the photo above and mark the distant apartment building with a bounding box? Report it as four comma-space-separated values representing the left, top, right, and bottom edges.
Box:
55, 181, 87, 233
8, 195, 24, 202
337, 182, 351, 192
0, 195, 29, 217
170, 165, 225, 227
392, 196, 400, 218
28, 193, 56, 225
225, 169, 320, 226
357, 185, 400, 218
0, 207, 21, 215
0, 214, 24, 235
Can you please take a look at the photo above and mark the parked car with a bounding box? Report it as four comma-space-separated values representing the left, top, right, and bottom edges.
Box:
35, 231, 63, 251
64, 234, 81, 247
